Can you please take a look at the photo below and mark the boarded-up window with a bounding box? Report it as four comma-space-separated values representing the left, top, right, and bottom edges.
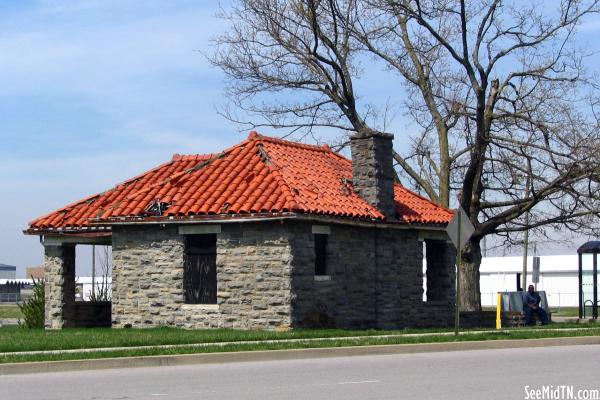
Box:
314, 234, 328, 276
184, 234, 217, 304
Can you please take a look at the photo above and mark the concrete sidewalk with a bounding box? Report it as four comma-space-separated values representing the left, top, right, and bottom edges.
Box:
0, 318, 19, 326
1, 334, 599, 376
552, 316, 597, 323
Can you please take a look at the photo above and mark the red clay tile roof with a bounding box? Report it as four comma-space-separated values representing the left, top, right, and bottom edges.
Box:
27, 132, 452, 233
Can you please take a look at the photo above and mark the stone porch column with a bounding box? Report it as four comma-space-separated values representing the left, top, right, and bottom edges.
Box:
44, 244, 76, 329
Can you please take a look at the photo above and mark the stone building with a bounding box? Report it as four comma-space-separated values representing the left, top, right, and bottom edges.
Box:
26, 131, 455, 330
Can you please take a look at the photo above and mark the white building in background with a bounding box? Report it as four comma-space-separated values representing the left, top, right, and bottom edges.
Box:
480, 255, 578, 309
0, 264, 16, 279
75, 277, 112, 301
0, 277, 111, 302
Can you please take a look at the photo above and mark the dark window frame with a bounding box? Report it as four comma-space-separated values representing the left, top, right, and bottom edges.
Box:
314, 233, 328, 276
184, 234, 217, 304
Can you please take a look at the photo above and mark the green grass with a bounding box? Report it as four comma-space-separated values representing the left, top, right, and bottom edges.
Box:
0, 305, 23, 319
0, 323, 599, 364
550, 307, 579, 317
0, 326, 474, 353
0, 325, 599, 364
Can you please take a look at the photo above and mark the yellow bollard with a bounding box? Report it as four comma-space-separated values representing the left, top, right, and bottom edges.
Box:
496, 292, 502, 330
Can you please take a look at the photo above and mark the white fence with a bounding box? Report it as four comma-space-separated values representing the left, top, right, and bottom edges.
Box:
481, 291, 578, 309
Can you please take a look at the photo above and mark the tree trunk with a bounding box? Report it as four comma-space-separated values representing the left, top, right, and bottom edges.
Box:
459, 239, 482, 311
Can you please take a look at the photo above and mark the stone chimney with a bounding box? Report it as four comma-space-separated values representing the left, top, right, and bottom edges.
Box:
350, 129, 396, 219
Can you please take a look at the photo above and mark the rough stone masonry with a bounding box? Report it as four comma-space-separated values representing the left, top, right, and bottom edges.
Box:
350, 129, 397, 219
108, 220, 454, 330
111, 223, 295, 329
43, 244, 76, 329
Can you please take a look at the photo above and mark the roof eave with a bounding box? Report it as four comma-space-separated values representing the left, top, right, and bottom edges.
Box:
23, 226, 112, 236
27, 212, 449, 234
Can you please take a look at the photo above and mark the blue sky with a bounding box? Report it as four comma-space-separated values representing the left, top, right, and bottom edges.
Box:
1, 1, 599, 277
0, 1, 243, 276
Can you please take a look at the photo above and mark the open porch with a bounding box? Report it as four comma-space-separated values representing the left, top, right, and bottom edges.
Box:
43, 233, 112, 329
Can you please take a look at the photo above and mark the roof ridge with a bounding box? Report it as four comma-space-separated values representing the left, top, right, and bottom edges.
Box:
394, 184, 452, 212
26, 157, 184, 227
249, 131, 332, 153
26, 192, 102, 227
123, 153, 227, 202
115, 136, 263, 209
171, 153, 214, 162
253, 132, 357, 170
28, 150, 224, 226
116, 137, 258, 206
252, 140, 302, 212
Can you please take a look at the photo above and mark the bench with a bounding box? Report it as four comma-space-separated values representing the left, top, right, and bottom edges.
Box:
499, 291, 552, 327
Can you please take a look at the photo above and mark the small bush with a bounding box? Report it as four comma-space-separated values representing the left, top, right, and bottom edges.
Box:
18, 278, 45, 328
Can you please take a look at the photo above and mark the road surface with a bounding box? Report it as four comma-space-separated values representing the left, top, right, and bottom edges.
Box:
2, 344, 599, 399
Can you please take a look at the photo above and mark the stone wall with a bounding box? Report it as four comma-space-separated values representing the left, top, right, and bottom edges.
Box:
111, 222, 293, 329
44, 244, 76, 329
110, 221, 454, 330
111, 225, 184, 328
216, 223, 293, 329
289, 223, 378, 328
289, 222, 455, 329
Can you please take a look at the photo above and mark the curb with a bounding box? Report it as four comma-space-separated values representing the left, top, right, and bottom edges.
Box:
1, 335, 599, 375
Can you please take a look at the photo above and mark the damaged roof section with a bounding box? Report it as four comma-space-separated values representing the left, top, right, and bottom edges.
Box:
26, 132, 453, 233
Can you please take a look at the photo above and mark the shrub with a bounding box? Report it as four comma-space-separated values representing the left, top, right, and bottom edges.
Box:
18, 278, 45, 328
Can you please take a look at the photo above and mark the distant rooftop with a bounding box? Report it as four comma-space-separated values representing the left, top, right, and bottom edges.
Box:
0, 264, 16, 271
578, 241, 600, 254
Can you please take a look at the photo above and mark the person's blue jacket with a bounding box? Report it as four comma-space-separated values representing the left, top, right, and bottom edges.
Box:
523, 291, 541, 308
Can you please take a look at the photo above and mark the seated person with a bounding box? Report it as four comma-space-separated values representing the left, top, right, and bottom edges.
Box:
523, 284, 549, 325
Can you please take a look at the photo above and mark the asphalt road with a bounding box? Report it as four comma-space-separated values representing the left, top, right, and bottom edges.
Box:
2, 345, 599, 400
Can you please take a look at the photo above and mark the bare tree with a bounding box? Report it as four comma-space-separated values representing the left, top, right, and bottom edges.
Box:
210, 0, 600, 310
89, 246, 112, 302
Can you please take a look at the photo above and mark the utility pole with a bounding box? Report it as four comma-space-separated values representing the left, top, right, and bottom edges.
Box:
533, 243, 538, 290
521, 175, 531, 291
521, 228, 529, 290
92, 245, 96, 299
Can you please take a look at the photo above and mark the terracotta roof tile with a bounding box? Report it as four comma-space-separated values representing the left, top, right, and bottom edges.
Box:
27, 133, 452, 232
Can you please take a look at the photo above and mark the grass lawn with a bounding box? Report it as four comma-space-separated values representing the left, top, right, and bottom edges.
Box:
0, 323, 599, 364
0, 305, 23, 319
0, 325, 478, 353
551, 307, 579, 317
